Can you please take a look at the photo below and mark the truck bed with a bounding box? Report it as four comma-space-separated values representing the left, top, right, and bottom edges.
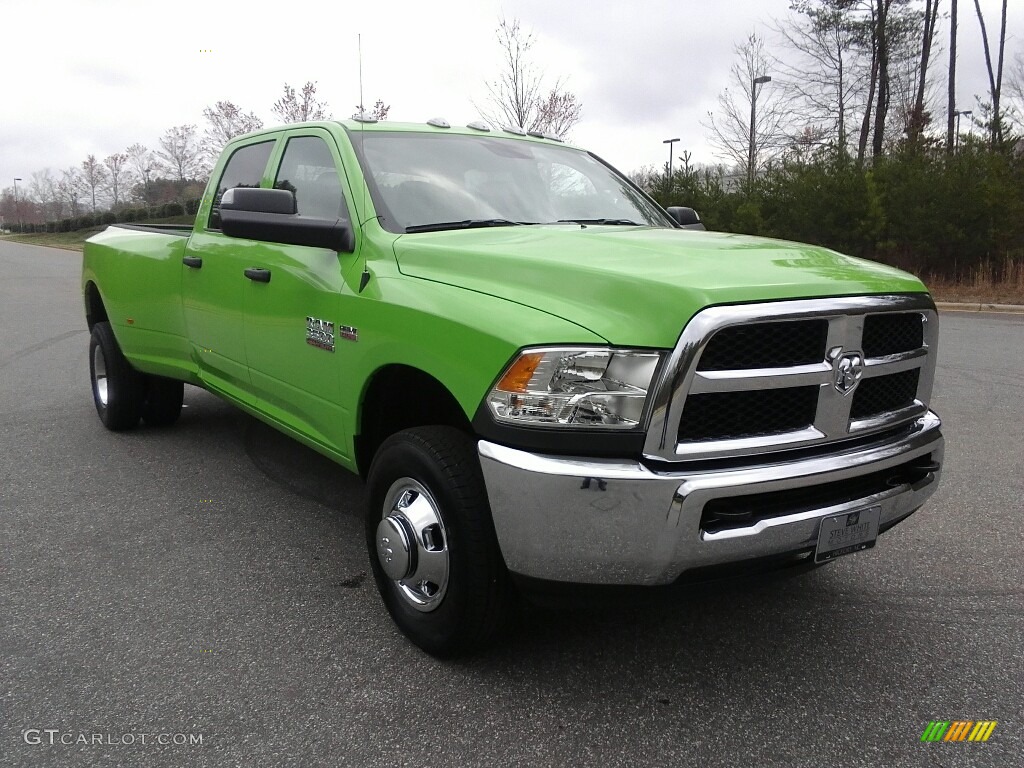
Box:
109, 223, 193, 237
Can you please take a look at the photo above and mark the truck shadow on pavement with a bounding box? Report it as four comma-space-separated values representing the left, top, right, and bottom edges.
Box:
172, 391, 917, 696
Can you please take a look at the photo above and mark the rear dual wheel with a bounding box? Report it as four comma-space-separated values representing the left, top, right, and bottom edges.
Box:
89, 321, 183, 430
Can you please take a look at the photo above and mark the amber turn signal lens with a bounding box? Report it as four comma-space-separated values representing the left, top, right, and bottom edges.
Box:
496, 352, 544, 393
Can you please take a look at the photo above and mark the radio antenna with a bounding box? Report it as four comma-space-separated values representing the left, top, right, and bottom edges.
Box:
357, 33, 371, 293
358, 33, 365, 122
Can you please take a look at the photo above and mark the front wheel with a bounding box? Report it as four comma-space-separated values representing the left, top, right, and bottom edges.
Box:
365, 426, 514, 657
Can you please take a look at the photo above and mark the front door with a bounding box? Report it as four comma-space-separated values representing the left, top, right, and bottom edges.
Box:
242, 130, 356, 456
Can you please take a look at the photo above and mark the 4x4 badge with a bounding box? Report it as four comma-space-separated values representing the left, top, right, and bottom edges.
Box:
834, 351, 865, 395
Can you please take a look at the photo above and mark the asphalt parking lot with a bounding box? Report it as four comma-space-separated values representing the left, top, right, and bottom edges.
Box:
2, 240, 1022, 767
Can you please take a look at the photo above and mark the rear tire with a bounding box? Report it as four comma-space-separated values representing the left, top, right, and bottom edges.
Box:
365, 426, 514, 657
142, 377, 184, 427
89, 321, 144, 431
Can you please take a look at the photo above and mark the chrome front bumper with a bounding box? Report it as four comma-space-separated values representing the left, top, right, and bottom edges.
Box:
478, 412, 944, 585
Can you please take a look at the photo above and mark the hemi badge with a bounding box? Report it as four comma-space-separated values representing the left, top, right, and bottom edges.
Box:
339, 325, 358, 342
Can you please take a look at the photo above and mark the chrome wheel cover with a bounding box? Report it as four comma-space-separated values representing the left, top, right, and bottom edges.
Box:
377, 478, 449, 612
92, 344, 108, 407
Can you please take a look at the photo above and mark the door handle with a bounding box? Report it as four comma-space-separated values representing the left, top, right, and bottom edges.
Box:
182, 256, 203, 268
244, 268, 271, 283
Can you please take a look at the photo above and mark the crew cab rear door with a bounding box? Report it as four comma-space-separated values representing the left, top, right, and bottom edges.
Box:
182, 137, 277, 397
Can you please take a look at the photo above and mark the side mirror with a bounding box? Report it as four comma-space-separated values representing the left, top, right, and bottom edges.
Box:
219, 187, 355, 252
666, 206, 706, 230
222, 187, 296, 214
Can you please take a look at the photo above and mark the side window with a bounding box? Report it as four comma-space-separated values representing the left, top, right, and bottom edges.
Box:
208, 141, 275, 230
274, 136, 346, 220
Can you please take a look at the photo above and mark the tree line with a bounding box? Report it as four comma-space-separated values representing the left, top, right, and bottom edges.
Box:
0, 18, 582, 234
0, 82, 388, 232
633, 0, 1023, 281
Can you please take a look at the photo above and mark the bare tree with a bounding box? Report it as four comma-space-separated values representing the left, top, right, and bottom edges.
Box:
30, 170, 62, 222
125, 143, 154, 203
80, 155, 108, 213
1008, 51, 1024, 110
841, 0, 925, 159
972, 0, 1009, 146
870, 0, 895, 158
0, 187, 19, 229
202, 100, 264, 158
906, 0, 941, 147
272, 82, 331, 123
703, 33, 793, 182
58, 167, 86, 217
354, 99, 391, 121
535, 90, 582, 140
774, 1, 868, 154
478, 17, 582, 138
627, 164, 663, 196
103, 153, 131, 209
947, 0, 959, 153
155, 125, 207, 184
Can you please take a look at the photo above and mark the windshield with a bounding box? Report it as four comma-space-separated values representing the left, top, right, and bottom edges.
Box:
350, 131, 674, 233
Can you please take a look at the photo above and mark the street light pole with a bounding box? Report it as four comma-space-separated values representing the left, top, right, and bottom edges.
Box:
748, 75, 772, 187
663, 138, 680, 202
13, 177, 22, 231
143, 167, 152, 207
953, 110, 973, 151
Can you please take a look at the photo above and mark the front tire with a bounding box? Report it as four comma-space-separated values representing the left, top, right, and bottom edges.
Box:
89, 321, 144, 430
366, 426, 514, 657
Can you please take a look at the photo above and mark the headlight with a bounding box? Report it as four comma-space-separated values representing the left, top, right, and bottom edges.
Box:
486, 347, 663, 429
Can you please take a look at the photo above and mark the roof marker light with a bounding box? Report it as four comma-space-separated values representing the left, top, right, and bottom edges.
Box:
427, 117, 451, 128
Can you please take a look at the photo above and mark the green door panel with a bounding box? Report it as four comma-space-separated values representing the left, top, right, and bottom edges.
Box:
242, 241, 352, 455
181, 231, 252, 394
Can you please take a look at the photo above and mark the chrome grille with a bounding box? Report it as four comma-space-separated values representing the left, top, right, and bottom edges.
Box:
851, 368, 920, 420
677, 387, 818, 441
697, 320, 828, 371
862, 313, 924, 357
643, 295, 939, 462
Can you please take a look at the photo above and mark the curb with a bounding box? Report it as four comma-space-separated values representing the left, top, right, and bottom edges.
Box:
935, 301, 1024, 313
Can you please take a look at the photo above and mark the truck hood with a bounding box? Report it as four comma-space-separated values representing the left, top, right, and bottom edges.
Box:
393, 226, 927, 348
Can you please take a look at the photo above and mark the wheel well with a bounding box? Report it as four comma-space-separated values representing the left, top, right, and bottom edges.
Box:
84, 282, 108, 330
356, 365, 475, 478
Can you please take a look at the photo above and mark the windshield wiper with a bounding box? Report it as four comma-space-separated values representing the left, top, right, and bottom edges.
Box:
405, 219, 531, 234
556, 218, 642, 226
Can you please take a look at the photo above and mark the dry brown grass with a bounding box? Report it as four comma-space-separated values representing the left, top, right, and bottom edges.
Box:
923, 256, 1024, 305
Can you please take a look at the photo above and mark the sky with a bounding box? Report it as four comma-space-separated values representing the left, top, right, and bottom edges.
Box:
1, 0, 1021, 197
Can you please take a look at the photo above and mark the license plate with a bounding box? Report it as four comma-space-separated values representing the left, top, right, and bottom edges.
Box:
814, 506, 881, 563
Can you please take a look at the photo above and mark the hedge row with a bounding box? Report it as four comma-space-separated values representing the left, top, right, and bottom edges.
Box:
7, 199, 202, 234
649, 139, 1024, 281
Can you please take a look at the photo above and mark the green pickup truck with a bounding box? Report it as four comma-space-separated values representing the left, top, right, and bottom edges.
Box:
82, 119, 944, 655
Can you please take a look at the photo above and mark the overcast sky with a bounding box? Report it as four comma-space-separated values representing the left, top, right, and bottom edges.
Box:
2, 0, 1020, 195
